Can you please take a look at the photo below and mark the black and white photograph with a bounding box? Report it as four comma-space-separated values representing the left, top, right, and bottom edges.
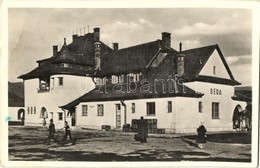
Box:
0, 0, 259, 167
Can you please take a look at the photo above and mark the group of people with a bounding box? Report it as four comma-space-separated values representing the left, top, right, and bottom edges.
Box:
134, 116, 207, 149
43, 118, 72, 145
44, 116, 207, 149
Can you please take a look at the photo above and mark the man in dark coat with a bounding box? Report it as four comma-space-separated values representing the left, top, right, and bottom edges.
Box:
134, 116, 148, 143
197, 123, 207, 148
47, 119, 55, 145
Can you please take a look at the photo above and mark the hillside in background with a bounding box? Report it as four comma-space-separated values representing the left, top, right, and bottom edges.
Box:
8, 82, 24, 107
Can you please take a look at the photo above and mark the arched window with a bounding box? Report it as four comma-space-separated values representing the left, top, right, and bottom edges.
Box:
18, 109, 25, 120
40, 107, 48, 118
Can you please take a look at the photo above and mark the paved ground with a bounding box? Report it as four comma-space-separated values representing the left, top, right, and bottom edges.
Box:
8, 126, 251, 162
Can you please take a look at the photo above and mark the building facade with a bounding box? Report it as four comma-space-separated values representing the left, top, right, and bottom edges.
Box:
20, 27, 247, 132
19, 28, 107, 128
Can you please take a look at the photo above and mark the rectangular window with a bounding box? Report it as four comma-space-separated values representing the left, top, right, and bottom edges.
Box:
128, 73, 134, 82
102, 77, 107, 85
97, 104, 104, 116
121, 75, 124, 83
63, 63, 70, 68
133, 74, 137, 82
95, 78, 102, 86
147, 102, 155, 115
58, 112, 63, 120
118, 75, 122, 84
212, 102, 219, 119
34, 107, 36, 114
199, 101, 203, 113
112, 75, 119, 84
51, 77, 55, 89
27, 107, 30, 114
58, 77, 63, 86
116, 104, 121, 111
82, 105, 88, 116
132, 103, 135, 113
213, 66, 216, 75
106, 76, 112, 84
39, 78, 50, 92
168, 101, 172, 113
31, 107, 33, 114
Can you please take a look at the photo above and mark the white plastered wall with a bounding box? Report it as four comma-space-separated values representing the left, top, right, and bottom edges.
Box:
24, 75, 95, 128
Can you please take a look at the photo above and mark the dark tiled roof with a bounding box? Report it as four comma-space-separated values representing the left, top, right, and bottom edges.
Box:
67, 33, 113, 55
182, 44, 236, 81
19, 60, 94, 79
52, 45, 94, 66
183, 75, 240, 85
19, 32, 112, 79
60, 82, 203, 109
182, 44, 217, 77
95, 40, 168, 76
150, 44, 240, 85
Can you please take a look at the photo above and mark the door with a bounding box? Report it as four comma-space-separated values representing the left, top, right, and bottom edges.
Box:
72, 112, 76, 126
116, 104, 121, 128
50, 112, 53, 120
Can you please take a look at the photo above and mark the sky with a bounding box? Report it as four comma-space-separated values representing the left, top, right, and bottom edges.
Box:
8, 8, 252, 86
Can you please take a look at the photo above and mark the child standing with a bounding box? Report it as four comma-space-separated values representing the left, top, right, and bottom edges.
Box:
42, 118, 47, 130
63, 121, 72, 142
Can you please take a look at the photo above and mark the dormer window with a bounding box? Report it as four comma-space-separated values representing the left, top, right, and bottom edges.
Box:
61, 63, 70, 68
213, 66, 216, 75
128, 73, 134, 82
106, 76, 112, 84
95, 78, 102, 86
112, 75, 119, 84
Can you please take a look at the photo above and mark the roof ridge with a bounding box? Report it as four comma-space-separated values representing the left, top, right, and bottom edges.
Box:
182, 44, 218, 53
117, 40, 161, 51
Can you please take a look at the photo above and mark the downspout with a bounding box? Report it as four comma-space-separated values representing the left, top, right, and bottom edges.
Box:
61, 108, 66, 123
120, 100, 127, 125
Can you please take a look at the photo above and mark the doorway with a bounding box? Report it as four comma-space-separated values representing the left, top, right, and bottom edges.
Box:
17, 108, 25, 120
116, 104, 121, 128
232, 105, 243, 129
72, 112, 76, 126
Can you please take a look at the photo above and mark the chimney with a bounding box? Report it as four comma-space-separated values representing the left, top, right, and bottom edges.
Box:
63, 38, 67, 46
72, 34, 78, 42
179, 42, 182, 52
162, 32, 171, 48
176, 53, 185, 77
93, 27, 100, 42
53, 45, 58, 57
94, 41, 101, 70
113, 43, 119, 51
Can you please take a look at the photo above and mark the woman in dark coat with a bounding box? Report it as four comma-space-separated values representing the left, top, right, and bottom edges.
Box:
134, 116, 148, 143
197, 123, 207, 148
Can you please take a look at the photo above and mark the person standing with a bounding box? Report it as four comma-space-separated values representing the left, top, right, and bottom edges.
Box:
42, 118, 47, 130
62, 121, 72, 142
47, 119, 55, 145
134, 116, 148, 143
197, 123, 207, 148
21, 116, 25, 126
